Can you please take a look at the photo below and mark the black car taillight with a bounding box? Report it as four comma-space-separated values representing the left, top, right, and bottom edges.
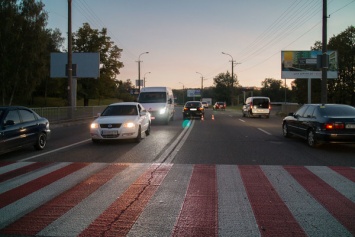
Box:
324, 123, 345, 130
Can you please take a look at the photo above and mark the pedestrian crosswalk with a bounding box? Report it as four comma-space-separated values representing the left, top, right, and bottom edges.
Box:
0, 162, 354, 236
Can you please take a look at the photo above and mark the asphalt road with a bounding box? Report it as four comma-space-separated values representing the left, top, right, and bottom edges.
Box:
1, 107, 355, 236
2, 107, 355, 166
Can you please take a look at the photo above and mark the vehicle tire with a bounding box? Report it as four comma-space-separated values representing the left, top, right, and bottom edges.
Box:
307, 129, 319, 147
145, 122, 151, 136
34, 132, 47, 150
282, 123, 291, 138
242, 111, 245, 117
92, 139, 100, 143
165, 116, 169, 125
135, 126, 142, 143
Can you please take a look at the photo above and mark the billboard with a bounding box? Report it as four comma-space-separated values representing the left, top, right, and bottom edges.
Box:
281, 51, 338, 79
50, 52, 100, 78
187, 89, 201, 97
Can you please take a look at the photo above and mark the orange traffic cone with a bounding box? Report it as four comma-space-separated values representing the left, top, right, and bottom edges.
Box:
212, 114, 215, 120
201, 115, 204, 121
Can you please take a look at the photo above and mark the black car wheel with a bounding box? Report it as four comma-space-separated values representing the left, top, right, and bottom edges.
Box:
282, 123, 291, 138
34, 132, 47, 150
135, 126, 142, 143
145, 123, 151, 136
307, 129, 319, 147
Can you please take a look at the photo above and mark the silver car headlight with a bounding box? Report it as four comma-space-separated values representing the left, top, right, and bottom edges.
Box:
91, 122, 99, 129
123, 121, 136, 128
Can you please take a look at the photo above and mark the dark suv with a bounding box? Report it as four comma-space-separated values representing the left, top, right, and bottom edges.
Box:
0, 106, 51, 154
183, 101, 205, 119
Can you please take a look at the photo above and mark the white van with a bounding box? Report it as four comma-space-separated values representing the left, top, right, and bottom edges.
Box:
138, 87, 175, 124
242, 96, 271, 118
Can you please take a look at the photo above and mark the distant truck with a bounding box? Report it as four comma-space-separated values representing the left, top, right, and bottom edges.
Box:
138, 87, 175, 124
201, 98, 212, 108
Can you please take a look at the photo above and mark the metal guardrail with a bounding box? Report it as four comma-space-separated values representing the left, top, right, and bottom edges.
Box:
31, 106, 107, 123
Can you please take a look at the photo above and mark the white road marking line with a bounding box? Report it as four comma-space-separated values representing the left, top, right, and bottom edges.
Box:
258, 128, 272, 135
18, 139, 91, 162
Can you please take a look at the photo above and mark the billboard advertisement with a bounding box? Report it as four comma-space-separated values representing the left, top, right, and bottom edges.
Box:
187, 89, 201, 97
50, 52, 100, 78
281, 51, 338, 79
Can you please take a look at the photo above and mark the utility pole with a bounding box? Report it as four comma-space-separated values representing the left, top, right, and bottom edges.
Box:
321, 0, 328, 104
67, 0, 72, 108
137, 52, 149, 93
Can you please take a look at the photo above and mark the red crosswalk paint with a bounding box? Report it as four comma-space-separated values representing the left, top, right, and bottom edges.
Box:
329, 166, 355, 183
79, 163, 172, 237
0, 163, 89, 209
239, 165, 306, 237
0, 164, 128, 236
285, 166, 355, 236
0, 162, 54, 183
172, 165, 218, 237
0, 161, 15, 168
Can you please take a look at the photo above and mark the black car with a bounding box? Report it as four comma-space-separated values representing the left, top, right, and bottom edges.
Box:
0, 106, 51, 154
282, 104, 355, 147
182, 101, 205, 119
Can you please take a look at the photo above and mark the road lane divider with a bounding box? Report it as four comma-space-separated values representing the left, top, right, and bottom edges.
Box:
155, 120, 194, 163
18, 139, 92, 162
257, 128, 272, 135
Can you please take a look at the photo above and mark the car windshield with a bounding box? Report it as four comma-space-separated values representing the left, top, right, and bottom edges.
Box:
101, 105, 138, 116
318, 105, 355, 116
138, 92, 166, 103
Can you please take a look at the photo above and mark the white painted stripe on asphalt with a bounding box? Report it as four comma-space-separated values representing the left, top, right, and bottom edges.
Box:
257, 128, 272, 135
217, 165, 260, 237
261, 166, 351, 237
0, 162, 71, 194
239, 119, 246, 122
0, 163, 108, 230
307, 166, 355, 202
164, 121, 195, 163
0, 161, 35, 175
155, 120, 194, 163
18, 139, 91, 162
39, 163, 150, 237
127, 164, 194, 237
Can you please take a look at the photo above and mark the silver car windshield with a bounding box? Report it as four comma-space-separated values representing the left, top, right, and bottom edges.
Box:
101, 105, 138, 116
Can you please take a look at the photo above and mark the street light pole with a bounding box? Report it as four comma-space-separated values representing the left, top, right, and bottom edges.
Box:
137, 52, 149, 93
222, 52, 241, 106
143, 72, 151, 87
179, 82, 185, 104
196, 72, 205, 99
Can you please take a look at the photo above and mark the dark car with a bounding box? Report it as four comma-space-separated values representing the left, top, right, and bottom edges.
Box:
282, 104, 355, 147
213, 102, 226, 110
182, 101, 205, 119
0, 106, 51, 154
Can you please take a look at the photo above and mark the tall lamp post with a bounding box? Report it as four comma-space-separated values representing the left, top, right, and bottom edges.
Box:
143, 72, 151, 87
222, 52, 236, 106
137, 52, 149, 93
179, 82, 185, 104
196, 72, 206, 99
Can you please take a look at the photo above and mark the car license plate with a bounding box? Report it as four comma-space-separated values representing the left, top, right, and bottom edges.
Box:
345, 124, 355, 129
102, 130, 118, 135
190, 108, 197, 111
